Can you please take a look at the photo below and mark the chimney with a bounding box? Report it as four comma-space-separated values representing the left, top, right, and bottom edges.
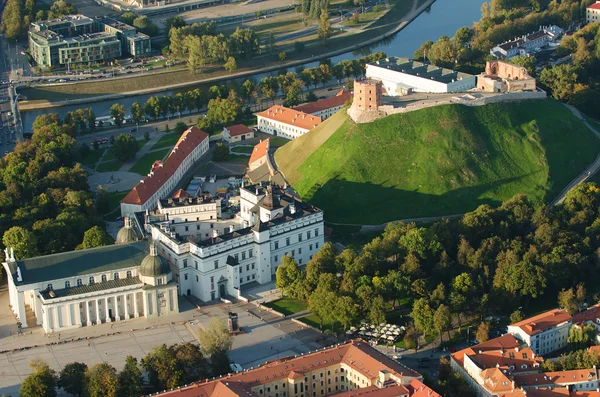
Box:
289, 203, 296, 214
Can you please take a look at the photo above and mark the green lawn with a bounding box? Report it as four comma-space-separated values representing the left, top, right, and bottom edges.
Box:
270, 137, 291, 147
96, 160, 122, 173
79, 148, 105, 168
151, 132, 182, 151
264, 298, 308, 316
298, 314, 343, 332
231, 146, 254, 154
276, 99, 600, 224
128, 148, 171, 175
102, 190, 129, 221
225, 154, 251, 163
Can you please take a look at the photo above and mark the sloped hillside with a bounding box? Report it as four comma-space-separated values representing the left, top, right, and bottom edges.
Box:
275, 99, 600, 224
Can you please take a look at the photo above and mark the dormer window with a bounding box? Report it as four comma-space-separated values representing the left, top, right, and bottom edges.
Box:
47, 283, 53, 290
65, 281, 70, 288
101, 274, 107, 282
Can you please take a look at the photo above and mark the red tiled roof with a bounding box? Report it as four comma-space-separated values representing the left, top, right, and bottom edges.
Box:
294, 90, 352, 115
407, 379, 441, 397
331, 385, 409, 397
257, 105, 322, 131
513, 368, 597, 388
249, 139, 270, 165
510, 309, 572, 336
153, 340, 422, 397
572, 304, 600, 324
588, 2, 600, 10
226, 124, 254, 136
171, 189, 191, 199
121, 127, 208, 206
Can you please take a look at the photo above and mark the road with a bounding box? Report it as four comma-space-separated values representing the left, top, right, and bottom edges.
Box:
0, 32, 22, 157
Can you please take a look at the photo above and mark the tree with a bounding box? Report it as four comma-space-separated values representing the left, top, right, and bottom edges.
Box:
433, 304, 452, 344
112, 133, 139, 162
559, 283, 586, 315
283, 80, 303, 107
142, 345, 183, 391
411, 298, 434, 336
174, 121, 187, 134
335, 295, 358, 330
278, 51, 287, 61
212, 143, 229, 161
20, 360, 57, 397
510, 310, 524, 324
109, 104, 126, 128
403, 326, 418, 352
118, 356, 142, 397
475, 322, 490, 343
120, 12, 137, 25
173, 343, 210, 383
510, 55, 537, 76
58, 363, 87, 397
130, 102, 144, 125
77, 226, 113, 250
539, 64, 579, 101
317, 9, 332, 42
276, 255, 301, 296
165, 16, 186, 32
197, 317, 233, 356
3, 226, 39, 258
133, 16, 159, 36
224, 56, 237, 73
86, 363, 119, 397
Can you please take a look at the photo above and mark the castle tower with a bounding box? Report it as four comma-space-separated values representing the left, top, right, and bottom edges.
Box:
353, 79, 383, 110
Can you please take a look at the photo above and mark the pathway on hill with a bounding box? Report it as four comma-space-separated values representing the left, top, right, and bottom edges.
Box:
551, 105, 600, 206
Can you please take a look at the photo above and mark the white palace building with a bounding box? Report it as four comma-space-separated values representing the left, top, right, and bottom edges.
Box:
2, 182, 324, 333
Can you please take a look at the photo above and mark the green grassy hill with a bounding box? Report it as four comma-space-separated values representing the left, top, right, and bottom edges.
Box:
275, 99, 600, 224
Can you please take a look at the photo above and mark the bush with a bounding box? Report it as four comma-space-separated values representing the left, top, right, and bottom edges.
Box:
212, 143, 229, 161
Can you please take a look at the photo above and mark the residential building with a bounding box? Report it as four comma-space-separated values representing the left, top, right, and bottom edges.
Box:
477, 61, 537, 93
587, 1, 600, 23
246, 139, 285, 185
223, 124, 255, 143
489, 26, 563, 59
256, 105, 322, 140
28, 14, 151, 68
153, 339, 427, 397
145, 182, 324, 302
365, 57, 476, 96
120, 126, 209, 217
294, 90, 352, 120
507, 309, 572, 356
1, 239, 179, 334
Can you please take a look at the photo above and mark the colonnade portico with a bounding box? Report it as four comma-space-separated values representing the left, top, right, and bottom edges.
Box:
42, 289, 146, 333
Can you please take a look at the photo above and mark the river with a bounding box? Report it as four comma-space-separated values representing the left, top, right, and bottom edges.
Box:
22, 0, 486, 131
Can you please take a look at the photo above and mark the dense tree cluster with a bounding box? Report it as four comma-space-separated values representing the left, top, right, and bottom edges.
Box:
277, 185, 600, 339
167, 21, 260, 73
19, 337, 232, 396
120, 12, 159, 36
63, 108, 96, 136
2, 0, 77, 40
0, 114, 107, 258
302, 0, 331, 19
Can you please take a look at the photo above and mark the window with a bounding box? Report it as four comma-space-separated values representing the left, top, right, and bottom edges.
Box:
214, 260, 219, 269
286, 237, 290, 246
64, 281, 70, 288
126, 270, 132, 278
307, 231, 311, 239
309, 244, 313, 251
316, 243, 319, 249
298, 233, 303, 242
249, 249, 253, 258
185, 226, 189, 232
113, 272, 119, 280
239, 267, 243, 274
246, 264, 250, 271
275, 255, 278, 262
299, 248, 302, 254
89, 276, 95, 285
197, 225, 200, 230
247, 276, 250, 281
252, 274, 256, 280
315, 228, 319, 236
274, 241, 279, 249
101, 274, 107, 282
235, 253, 239, 261
196, 275, 199, 282
252, 263, 255, 269
195, 261, 198, 270
292, 250, 295, 257
77, 278, 82, 286
47, 283, 53, 290
242, 252, 246, 260
184, 273, 188, 280
183, 259, 188, 268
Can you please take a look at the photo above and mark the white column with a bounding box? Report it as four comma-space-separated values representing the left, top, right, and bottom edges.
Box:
16, 291, 27, 328
67, 304, 73, 327
115, 296, 120, 321
95, 299, 101, 325
105, 298, 111, 323
76, 302, 82, 327
142, 292, 149, 317
86, 300, 92, 326
123, 294, 130, 319
43, 308, 51, 333
133, 292, 139, 318
53, 306, 60, 330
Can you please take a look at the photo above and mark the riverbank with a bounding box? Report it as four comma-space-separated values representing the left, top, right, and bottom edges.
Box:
19, 0, 436, 110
